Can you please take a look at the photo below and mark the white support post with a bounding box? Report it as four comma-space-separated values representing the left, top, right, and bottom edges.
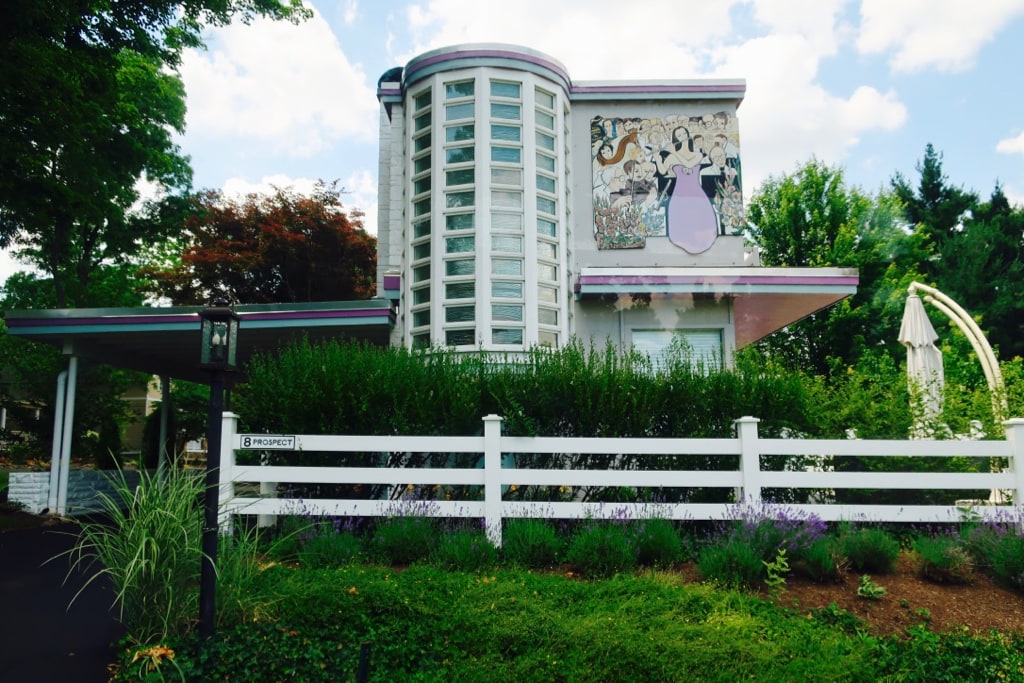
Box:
735, 416, 762, 508
482, 414, 504, 547
258, 449, 277, 529
46, 371, 67, 514
1004, 418, 1024, 529
57, 354, 78, 516
218, 412, 239, 535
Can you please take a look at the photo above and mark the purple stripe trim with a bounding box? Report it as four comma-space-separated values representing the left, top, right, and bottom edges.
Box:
407, 49, 571, 85
383, 274, 401, 290
578, 275, 859, 286
239, 309, 393, 321
571, 84, 745, 95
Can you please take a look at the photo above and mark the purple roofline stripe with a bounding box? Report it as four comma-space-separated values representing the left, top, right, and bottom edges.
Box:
407, 49, 571, 84
242, 309, 392, 321
383, 275, 401, 289
578, 275, 858, 286
571, 84, 745, 95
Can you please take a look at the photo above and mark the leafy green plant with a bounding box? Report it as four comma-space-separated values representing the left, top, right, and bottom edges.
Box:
566, 522, 636, 578
433, 527, 497, 571
857, 574, 887, 600
796, 536, 845, 582
912, 534, 974, 584
369, 515, 435, 566
501, 518, 562, 569
838, 527, 900, 574
762, 548, 790, 599
696, 536, 764, 588
986, 531, 1024, 592
631, 518, 683, 568
299, 528, 364, 569
61, 465, 204, 645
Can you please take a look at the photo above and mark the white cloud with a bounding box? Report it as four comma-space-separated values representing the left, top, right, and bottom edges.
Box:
996, 131, 1024, 156
857, 0, 1024, 73
180, 7, 378, 158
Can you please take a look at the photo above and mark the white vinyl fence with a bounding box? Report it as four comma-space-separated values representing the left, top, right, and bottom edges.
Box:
216, 413, 1024, 546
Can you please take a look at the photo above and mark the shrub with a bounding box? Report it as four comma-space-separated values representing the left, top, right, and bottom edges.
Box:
433, 527, 497, 571
838, 527, 900, 574
631, 518, 683, 567
797, 536, 845, 583
299, 529, 364, 569
501, 518, 562, 569
566, 522, 636, 578
696, 537, 764, 588
987, 532, 1024, 592
369, 516, 435, 566
912, 534, 974, 584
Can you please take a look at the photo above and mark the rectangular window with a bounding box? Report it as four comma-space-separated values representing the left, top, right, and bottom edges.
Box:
413, 176, 431, 195
538, 308, 558, 325
413, 309, 430, 327
537, 196, 556, 215
414, 112, 431, 131
538, 263, 556, 281
446, 124, 474, 142
445, 236, 474, 253
445, 329, 476, 346
491, 146, 522, 163
537, 218, 557, 237
414, 133, 431, 153
445, 81, 474, 99
413, 199, 431, 216
413, 264, 431, 282
535, 88, 555, 109
492, 258, 523, 276
446, 191, 474, 208
445, 102, 474, 120
536, 241, 556, 260
412, 288, 430, 305
492, 328, 523, 345
492, 213, 522, 231
536, 174, 556, 193
631, 329, 724, 374
492, 235, 522, 253
446, 169, 474, 186
445, 258, 475, 276
491, 125, 521, 142
535, 110, 554, 130
412, 332, 430, 348
538, 284, 557, 302
414, 156, 431, 174
536, 153, 556, 172
446, 213, 474, 231
446, 305, 475, 323
491, 81, 521, 99
446, 282, 475, 299
490, 103, 520, 120
491, 168, 522, 186
492, 304, 523, 322
536, 131, 555, 151
413, 242, 431, 260
414, 89, 432, 110
446, 146, 475, 164
491, 190, 522, 209
493, 281, 524, 298
413, 219, 431, 238
538, 330, 558, 347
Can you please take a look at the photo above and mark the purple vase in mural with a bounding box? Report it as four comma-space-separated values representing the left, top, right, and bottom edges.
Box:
667, 164, 718, 254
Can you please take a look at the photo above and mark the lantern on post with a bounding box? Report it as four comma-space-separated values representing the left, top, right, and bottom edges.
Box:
197, 300, 240, 638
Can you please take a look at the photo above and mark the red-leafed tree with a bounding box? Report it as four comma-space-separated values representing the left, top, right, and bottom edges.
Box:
142, 182, 376, 304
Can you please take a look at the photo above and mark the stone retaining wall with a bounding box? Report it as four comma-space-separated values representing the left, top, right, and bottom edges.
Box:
8, 470, 142, 515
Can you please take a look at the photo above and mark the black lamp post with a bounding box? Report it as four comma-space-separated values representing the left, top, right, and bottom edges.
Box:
197, 300, 239, 638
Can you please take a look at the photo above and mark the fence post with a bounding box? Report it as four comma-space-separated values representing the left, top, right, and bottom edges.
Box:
258, 450, 276, 529
483, 414, 504, 547
735, 416, 762, 508
218, 411, 239, 535
1005, 418, 1024, 527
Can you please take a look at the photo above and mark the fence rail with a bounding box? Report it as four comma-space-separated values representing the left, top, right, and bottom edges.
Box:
217, 414, 1024, 546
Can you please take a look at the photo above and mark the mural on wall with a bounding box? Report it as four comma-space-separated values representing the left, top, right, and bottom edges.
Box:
591, 113, 743, 252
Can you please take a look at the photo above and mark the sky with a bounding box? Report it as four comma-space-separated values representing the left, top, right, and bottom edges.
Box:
3, 0, 1024, 282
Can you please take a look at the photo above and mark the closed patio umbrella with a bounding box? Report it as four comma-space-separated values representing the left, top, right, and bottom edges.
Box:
898, 293, 944, 422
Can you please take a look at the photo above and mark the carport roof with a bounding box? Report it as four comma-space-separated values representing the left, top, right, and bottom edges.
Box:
4, 299, 395, 383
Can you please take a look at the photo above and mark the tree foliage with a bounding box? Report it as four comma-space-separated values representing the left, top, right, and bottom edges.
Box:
140, 183, 377, 305
0, 0, 309, 307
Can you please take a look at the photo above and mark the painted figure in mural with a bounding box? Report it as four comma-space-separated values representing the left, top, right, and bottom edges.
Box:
654, 126, 720, 254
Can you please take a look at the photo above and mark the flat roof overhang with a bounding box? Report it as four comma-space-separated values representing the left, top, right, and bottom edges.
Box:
575, 267, 858, 348
3, 299, 396, 383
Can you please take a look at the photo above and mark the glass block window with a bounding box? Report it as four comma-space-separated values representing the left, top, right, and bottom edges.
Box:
538, 308, 558, 325
492, 235, 522, 253
414, 89, 432, 110
491, 81, 521, 99
491, 146, 521, 163
536, 174, 556, 193
491, 168, 522, 187
492, 304, 523, 322
446, 282, 475, 299
535, 88, 555, 109
537, 196, 556, 215
446, 80, 474, 99
536, 153, 556, 172
492, 258, 523, 276
446, 305, 475, 323
492, 328, 523, 345
538, 263, 556, 281
413, 219, 431, 238
414, 133, 431, 152
535, 110, 555, 130
446, 169, 474, 186
446, 191, 474, 208
446, 329, 475, 346
445, 236, 474, 253
446, 125, 474, 142
490, 103, 521, 120
536, 131, 555, 151
491, 191, 522, 209
538, 330, 558, 347
446, 146, 475, 164
493, 281, 524, 298
538, 284, 557, 302
491, 125, 521, 142
445, 102, 474, 120
446, 213, 474, 231
536, 241, 556, 260
492, 213, 522, 231
537, 218, 556, 237
445, 258, 475, 276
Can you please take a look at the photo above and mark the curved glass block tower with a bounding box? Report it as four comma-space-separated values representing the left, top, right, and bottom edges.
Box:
377, 44, 858, 363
